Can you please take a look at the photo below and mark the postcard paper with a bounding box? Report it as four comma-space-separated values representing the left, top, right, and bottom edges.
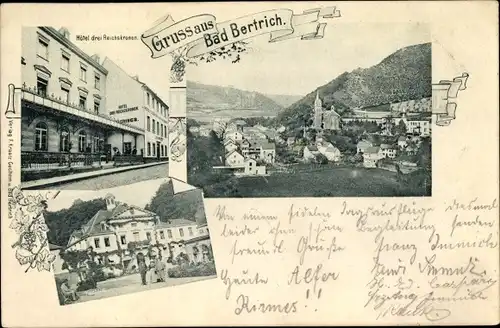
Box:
1, 1, 499, 327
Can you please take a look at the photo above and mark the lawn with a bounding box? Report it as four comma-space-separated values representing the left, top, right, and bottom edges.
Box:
202, 167, 430, 197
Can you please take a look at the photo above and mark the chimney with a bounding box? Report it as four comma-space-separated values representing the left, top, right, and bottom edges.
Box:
91, 54, 100, 64
58, 27, 70, 39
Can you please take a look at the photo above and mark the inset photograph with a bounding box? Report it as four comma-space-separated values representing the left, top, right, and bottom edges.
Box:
187, 23, 432, 197
21, 26, 170, 190
42, 178, 215, 305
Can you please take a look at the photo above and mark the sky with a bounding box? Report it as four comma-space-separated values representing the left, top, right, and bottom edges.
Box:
187, 22, 431, 96
68, 21, 429, 99
41, 178, 196, 212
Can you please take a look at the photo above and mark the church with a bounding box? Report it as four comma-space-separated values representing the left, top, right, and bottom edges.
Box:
313, 92, 341, 131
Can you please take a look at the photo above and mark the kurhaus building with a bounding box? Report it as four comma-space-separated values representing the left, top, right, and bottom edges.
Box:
20, 26, 168, 174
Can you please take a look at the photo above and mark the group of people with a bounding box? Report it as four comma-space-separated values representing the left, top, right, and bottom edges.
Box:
137, 252, 167, 286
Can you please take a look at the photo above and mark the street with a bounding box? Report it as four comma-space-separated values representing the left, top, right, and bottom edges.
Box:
74, 274, 216, 304
37, 163, 169, 190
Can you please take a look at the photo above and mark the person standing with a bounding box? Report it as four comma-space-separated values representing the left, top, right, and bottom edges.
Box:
155, 256, 167, 282
137, 253, 148, 286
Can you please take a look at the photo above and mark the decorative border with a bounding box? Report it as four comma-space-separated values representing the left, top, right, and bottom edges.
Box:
8, 187, 59, 272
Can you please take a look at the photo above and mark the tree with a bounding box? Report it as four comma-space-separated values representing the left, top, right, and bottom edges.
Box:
45, 198, 107, 247
416, 137, 431, 170
315, 153, 329, 164
392, 120, 407, 135
213, 120, 228, 140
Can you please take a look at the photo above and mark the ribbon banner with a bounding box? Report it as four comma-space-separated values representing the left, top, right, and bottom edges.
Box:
431, 73, 469, 126
141, 7, 341, 59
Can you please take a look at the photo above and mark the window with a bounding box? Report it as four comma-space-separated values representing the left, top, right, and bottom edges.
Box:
157, 122, 160, 135
94, 238, 100, 249
37, 77, 48, 97
133, 232, 140, 242
146, 93, 150, 106
61, 87, 70, 103
79, 95, 87, 109
80, 65, 87, 82
179, 228, 184, 237
94, 101, 100, 114
78, 130, 86, 152
94, 74, 100, 90
146, 232, 151, 241
159, 230, 165, 239
160, 124, 163, 137
120, 235, 127, 245
164, 125, 167, 137
104, 237, 110, 247
131, 222, 137, 228
167, 229, 172, 238
152, 144, 155, 156
152, 119, 156, 133
147, 142, 151, 156
61, 53, 70, 72
60, 128, 70, 152
35, 122, 48, 151
160, 145, 164, 157
147, 116, 151, 131
188, 227, 193, 236
37, 36, 49, 60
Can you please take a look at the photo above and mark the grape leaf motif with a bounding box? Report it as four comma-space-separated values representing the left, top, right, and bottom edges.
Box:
9, 208, 30, 234
169, 41, 250, 83
36, 249, 56, 272
8, 188, 55, 273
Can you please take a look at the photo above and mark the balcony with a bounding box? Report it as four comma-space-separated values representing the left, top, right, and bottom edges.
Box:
21, 151, 104, 171
21, 83, 144, 135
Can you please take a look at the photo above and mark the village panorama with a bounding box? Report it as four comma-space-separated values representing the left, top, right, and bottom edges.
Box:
187, 42, 432, 198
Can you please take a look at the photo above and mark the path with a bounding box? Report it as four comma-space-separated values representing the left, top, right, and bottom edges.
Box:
28, 163, 169, 190
74, 274, 215, 303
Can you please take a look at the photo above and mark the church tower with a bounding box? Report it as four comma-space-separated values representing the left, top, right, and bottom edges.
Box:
313, 91, 323, 129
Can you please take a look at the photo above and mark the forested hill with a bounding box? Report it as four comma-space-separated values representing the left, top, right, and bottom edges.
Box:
45, 198, 107, 248
277, 42, 432, 127
187, 81, 284, 114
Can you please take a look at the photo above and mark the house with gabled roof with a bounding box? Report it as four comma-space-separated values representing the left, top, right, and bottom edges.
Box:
66, 193, 161, 268
260, 142, 276, 164
225, 149, 245, 167
303, 145, 320, 162
362, 146, 382, 167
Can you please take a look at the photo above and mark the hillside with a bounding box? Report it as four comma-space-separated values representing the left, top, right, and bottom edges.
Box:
187, 81, 284, 116
45, 198, 107, 248
264, 94, 303, 108
277, 42, 432, 128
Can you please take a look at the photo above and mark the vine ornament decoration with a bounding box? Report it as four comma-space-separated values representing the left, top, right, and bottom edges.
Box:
8, 187, 56, 273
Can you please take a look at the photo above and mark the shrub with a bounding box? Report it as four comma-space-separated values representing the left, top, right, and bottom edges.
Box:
167, 262, 217, 278
77, 278, 97, 291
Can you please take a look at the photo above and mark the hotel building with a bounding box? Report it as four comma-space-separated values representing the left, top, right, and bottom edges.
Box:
20, 26, 169, 176
102, 58, 169, 160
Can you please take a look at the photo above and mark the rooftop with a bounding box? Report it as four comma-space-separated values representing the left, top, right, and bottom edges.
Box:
156, 218, 198, 229
364, 146, 380, 154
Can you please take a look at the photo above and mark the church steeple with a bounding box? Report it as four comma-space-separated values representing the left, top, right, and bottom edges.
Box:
315, 91, 322, 107
313, 91, 323, 129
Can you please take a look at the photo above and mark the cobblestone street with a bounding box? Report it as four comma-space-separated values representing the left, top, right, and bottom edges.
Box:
37, 163, 169, 190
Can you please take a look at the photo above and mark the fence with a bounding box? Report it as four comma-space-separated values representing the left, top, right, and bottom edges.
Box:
113, 155, 144, 166
21, 151, 102, 170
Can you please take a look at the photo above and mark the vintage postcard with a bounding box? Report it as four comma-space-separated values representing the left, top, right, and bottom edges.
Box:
1, 2, 499, 327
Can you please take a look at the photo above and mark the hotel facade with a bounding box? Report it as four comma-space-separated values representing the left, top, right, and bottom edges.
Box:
20, 26, 169, 178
